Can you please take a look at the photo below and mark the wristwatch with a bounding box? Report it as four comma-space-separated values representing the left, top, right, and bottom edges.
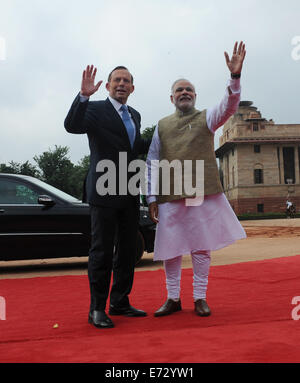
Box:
231, 73, 241, 79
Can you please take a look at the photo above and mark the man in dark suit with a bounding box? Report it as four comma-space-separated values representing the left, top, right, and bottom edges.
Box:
65, 65, 150, 328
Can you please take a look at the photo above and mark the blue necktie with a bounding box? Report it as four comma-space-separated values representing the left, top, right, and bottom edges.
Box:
120, 104, 135, 148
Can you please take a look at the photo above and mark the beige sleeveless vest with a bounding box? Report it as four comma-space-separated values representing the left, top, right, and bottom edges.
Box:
156, 107, 223, 204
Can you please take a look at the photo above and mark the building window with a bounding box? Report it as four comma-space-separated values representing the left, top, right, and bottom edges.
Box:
254, 169, 263, 184
283, 147, 295, 184
232, 148, 234, 156
253, 122, 259, 131
257, 204, 264, 213
254, 145, 261, 153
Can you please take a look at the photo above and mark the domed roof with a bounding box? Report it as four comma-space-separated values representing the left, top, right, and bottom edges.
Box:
239, 101, 253, 107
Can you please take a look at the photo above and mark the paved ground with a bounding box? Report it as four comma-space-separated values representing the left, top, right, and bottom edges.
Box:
1, 218, 300, 279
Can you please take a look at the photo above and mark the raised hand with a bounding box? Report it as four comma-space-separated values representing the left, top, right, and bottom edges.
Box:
224, 41, 246, 75
80, 65, 103, 97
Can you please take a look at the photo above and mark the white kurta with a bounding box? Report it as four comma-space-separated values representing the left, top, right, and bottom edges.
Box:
146, 78, 246, 261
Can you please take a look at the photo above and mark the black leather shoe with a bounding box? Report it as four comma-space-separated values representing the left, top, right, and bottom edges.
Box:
194, 299, 211, 317
109, 304, 147, 317
88, 310, 114, 328
154, 299, 182, 317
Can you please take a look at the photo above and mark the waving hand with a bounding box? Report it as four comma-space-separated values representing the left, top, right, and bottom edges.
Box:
224, 41, 246, 75
80, 65, 103, 97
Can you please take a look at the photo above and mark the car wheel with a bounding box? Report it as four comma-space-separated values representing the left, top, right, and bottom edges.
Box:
136, 230, 145, 265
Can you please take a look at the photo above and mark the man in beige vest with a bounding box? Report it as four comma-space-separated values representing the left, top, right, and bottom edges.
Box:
146, 41, 247, 317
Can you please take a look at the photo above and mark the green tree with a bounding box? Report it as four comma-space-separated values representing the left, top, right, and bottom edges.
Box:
0, 162, 16, 173
33, 145, 76, 196
70, 155, 90, 200
19, 161, 40, 177
141, 125, 156, 141
140, 125, 156, 161
0, 160, 39, 177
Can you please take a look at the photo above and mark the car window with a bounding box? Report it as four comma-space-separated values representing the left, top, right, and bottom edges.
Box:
0, 179, 39, 204
27, 177, 80, 202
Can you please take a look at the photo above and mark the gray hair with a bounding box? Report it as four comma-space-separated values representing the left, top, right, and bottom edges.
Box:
171, 78, 196, 95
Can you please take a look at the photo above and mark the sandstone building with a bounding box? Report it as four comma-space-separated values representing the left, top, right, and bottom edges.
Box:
215, 101, 300, 214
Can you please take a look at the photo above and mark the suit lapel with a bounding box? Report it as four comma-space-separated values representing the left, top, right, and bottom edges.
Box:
104, 98, 132, 149
105, 98, 140, 152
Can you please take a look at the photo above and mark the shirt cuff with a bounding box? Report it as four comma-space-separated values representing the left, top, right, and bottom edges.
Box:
79, 94, 89, 102
228, 78, 241, 94
146, 196, 157, 205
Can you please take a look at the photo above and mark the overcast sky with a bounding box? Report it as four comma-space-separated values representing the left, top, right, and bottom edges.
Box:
0, 0, 300, 166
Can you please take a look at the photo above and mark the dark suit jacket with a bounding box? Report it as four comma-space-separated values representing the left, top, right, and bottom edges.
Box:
64, 94, 150, 208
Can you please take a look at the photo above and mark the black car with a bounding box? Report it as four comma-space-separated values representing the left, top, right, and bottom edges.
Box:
0, 173, 155, 264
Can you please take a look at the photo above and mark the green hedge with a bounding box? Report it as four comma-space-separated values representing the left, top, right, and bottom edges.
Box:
238, 212, 300, 220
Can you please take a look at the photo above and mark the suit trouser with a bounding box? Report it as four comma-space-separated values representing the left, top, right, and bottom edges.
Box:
164, 250, 211, 301
88, 202, 139, 311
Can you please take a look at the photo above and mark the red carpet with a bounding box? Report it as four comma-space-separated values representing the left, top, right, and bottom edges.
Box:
1, 255, 300, 363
